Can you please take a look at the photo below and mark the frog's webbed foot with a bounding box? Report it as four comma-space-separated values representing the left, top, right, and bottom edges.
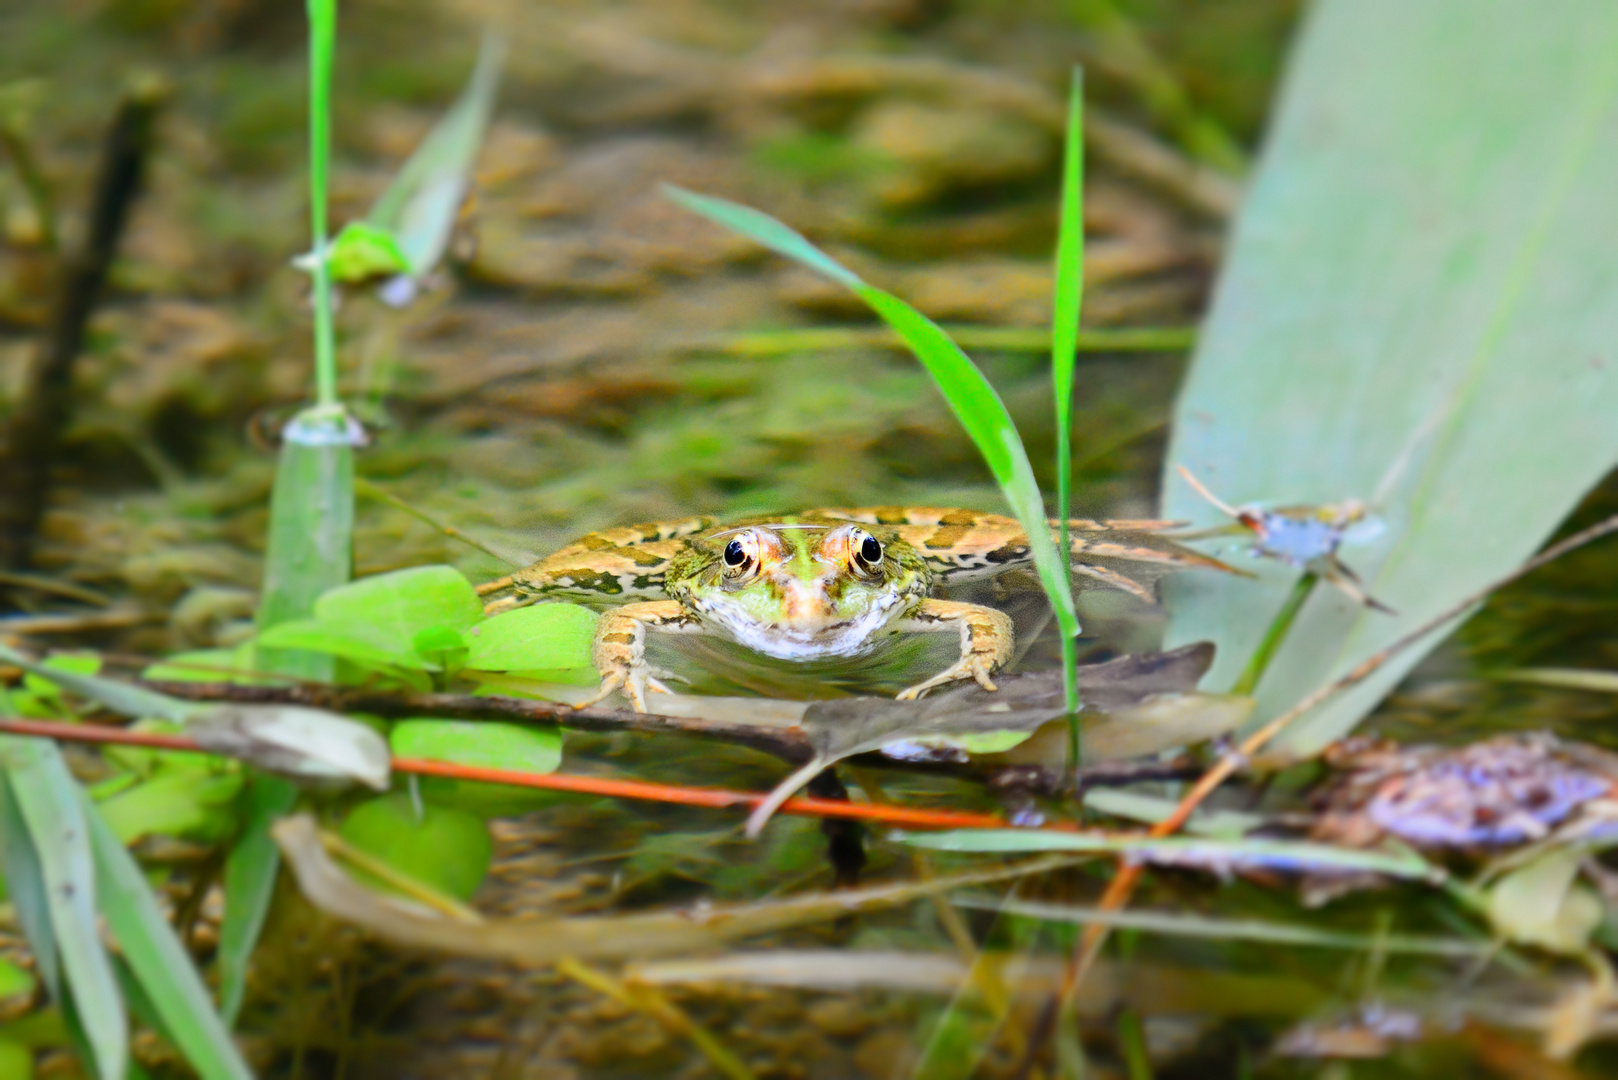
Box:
895, 599, 1013, 701
574, 600, 701, 714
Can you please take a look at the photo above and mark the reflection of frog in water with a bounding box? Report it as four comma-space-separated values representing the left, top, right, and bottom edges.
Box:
479, 508, 1230, 711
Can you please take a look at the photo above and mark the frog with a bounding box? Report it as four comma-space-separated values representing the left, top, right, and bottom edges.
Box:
477, 507, 1232, 712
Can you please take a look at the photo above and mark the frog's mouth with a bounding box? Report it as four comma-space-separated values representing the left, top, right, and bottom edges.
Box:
695, 586, 910, 661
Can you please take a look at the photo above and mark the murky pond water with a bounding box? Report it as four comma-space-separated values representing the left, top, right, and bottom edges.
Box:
8, 0, 1618, 1077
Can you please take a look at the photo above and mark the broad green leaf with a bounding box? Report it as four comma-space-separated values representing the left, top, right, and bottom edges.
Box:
338, 795, 491, 901
390, 719, 562, 817
0, 738, 126, 1080
94, 770, 243, 846
664, 185, 1080, 668
464, 603, 597, 673
314, 565, 483, 656
82, 793, 253, 1079
410, 625, 468, 674
255, 412, 356, 682
218, 775, 298, 1026
257, 618, 430, 672
1162, 1, 1618, 754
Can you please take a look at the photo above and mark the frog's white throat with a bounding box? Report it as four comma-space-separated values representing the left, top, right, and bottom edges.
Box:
692, 585, 910, 660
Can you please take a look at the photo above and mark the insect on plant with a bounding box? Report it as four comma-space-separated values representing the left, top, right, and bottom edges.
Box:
1175, 463, 1394, 613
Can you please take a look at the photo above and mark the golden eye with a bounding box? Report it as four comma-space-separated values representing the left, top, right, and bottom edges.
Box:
723, 539, 747, 567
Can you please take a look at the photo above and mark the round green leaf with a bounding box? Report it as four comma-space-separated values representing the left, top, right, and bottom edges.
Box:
339, 795, 491, 901
315, 565, 483, 653
465, 603, 597, 673
390, 719, 563, 817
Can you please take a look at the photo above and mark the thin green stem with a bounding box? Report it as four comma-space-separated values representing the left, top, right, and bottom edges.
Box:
1229, 571, 1318, 697
1053, 69, 1086, 765
307, 0, 339, 410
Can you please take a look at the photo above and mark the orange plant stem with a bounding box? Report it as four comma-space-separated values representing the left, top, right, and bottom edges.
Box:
0, 715, 1053, 833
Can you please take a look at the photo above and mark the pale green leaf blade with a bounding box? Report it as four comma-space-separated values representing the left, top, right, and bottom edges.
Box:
82, 791, 253, 1079
0, 738, 126, 1080
368, 33, 504, 275
219, 775, 297, 1026
1162, 1, 1618, 754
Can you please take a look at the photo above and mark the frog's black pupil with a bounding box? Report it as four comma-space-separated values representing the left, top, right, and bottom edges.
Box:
860, 536, 883, 563
724, 539, 747, 567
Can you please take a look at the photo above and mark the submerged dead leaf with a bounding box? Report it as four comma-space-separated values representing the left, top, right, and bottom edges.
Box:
746, 645, 1227, 836
272, 814, 1071, 964
190, 706, 391, 790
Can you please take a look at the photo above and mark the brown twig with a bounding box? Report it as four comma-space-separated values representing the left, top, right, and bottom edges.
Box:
0, 76, 168, 570
145, 680, 817, 760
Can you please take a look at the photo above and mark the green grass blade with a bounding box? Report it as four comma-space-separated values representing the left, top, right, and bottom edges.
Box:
901, 829, 1442, 882
219, 774, 298, 1025
1051, 67, 1086, 735
663, 185, 1081, 666
0, 737, 126, 1080
662, 186, 862, 288
82, 790, 253, 1079
305, 0, 338, 409
0, 767, 58, 998
952, 894, 1491, 957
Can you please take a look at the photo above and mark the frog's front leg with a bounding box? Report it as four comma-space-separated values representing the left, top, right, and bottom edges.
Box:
576, 600, 704, 713
895, 599, 1014, 700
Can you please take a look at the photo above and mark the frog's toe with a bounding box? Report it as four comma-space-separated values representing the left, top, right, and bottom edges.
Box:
645, 676, 676, 696
574, 669, 626, 710
898, 657, 1000, 700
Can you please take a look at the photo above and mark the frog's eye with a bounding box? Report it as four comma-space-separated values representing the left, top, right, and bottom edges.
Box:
850, 529, 884, 574
723, 538, 749, 568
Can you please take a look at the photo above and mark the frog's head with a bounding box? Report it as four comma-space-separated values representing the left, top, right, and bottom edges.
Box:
667, 523, 930, 659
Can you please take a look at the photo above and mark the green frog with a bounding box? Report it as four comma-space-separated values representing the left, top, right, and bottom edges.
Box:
478, 507, 1230, 712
